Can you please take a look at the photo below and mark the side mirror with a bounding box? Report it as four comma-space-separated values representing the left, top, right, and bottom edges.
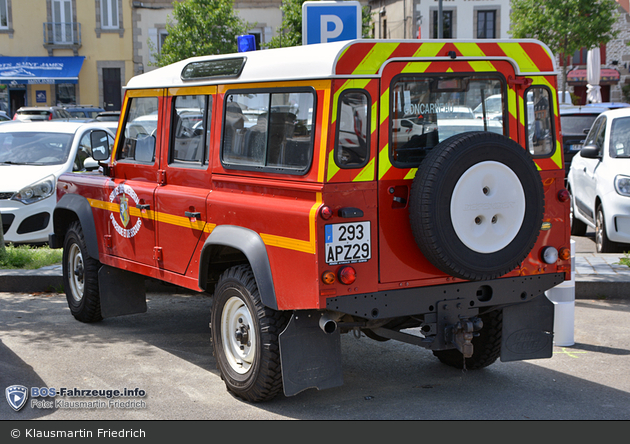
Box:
83, 158, 99, 171
580, 145, 601, 159
90, 130, 111, 161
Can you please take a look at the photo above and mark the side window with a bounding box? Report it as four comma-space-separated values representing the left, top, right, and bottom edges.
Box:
391, 75, 504, 167
118, 96, 159, 163
335, 90, 369, 168
170, 94, 211, 166
221, 90, 315, 174
525, 87, 554, 156
584, 116, 606, 150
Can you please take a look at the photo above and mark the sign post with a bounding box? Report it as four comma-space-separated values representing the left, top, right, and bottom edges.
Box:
302, 1, 362, 45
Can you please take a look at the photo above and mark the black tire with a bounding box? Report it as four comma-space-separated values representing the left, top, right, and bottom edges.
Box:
211, 265, 289, 402
433, 309, 502, 370
569, 187, 587, 236
595, 205, 617, 253
62, 221, 102, 323
409, 132, 545, 281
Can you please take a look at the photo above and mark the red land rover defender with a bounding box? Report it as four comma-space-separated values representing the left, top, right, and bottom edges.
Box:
49, 39, 571, 402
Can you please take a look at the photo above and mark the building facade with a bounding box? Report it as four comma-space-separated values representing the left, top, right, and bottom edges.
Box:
0, 0, 134, 116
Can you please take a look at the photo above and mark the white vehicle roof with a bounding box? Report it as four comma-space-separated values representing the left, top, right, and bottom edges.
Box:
126, 39, 557, 90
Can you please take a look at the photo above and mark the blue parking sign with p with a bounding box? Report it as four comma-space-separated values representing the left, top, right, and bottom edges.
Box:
302, 1, 362, 45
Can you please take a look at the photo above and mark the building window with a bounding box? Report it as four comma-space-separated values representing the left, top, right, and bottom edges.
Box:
432, 10, 453, 39
0, 0, 9, 29
56, 84, 76, 105
477, 10, 496, 39
101, 0, 118, 29
95, 0, 123, 37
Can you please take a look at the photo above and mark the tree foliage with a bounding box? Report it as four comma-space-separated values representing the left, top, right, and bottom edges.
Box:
510, 0, 619, 98
266, 0, 372, 49
151, 0, 250, 67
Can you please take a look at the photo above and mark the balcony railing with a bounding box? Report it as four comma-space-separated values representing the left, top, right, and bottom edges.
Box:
43, 22, 81, 46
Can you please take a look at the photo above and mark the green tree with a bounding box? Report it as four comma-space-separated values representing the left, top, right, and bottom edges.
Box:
151, 0, 250, 67
266, 0, 372, 49
510, 0, 619, 103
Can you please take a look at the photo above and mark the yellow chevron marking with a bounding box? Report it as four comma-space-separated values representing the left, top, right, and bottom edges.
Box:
454, 42, 485, 57
413, 43, 445, 58
380, 87, 389, 126
497, 43, 539, 73
353, 42, 400, 75
378, 144, 392, 180
401, 62, 431, 74
468, 60, 496, 72
353, 157, 376, 182
404, 168, 418, 180
327, 149, 340, 182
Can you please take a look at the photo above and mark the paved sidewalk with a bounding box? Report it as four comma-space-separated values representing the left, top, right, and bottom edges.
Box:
1, 252, 629, 298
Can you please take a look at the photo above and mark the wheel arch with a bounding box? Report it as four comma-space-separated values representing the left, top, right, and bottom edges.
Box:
51, 194, 100, 261
199, 225, 278, 310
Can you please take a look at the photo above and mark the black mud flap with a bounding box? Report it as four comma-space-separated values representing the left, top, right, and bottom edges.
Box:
98, 265, 147, 318
501, 294, 554, 362
279, 312, 344, 397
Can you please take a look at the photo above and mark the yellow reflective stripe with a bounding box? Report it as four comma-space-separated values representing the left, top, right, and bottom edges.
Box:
318, 89, 331, 183
353, 42, 400, 75
550, 140, 563, 169
401, 61, 431, 74
88, 192, 318, 254
378, 144, 391, 180
327, 149, 340, 181
468, 60, 496, 72
380, 87, 389, 126
497, 43, 539, 73
404, 168, 417, 180
454, 42, 485, 57
126, 89, 164, 98
353, 157, 376, 182
168, 86, 217, 96
332, 79, 371, 124
508, 88, 517, 122
413, 43, 444, 58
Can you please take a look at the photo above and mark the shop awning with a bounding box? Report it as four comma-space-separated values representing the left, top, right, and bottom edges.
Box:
567, 67, 620, 86
0, 56, 85, 85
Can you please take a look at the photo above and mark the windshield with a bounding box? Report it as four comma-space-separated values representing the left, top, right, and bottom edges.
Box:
0, 132, 73, 165
560, 115, 599, 136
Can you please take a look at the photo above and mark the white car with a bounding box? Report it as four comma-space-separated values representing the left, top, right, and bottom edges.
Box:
0, 121, 115, 244
567, 107, 630, 252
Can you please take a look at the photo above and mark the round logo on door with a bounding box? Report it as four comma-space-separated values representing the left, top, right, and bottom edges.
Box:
109, 183, 142, 238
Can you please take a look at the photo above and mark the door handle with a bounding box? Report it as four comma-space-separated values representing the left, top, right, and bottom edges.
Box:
137, 204, 150, 210
185, 211, 201, 219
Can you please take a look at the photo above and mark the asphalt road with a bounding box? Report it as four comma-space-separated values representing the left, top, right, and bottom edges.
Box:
1, 286, 629, 421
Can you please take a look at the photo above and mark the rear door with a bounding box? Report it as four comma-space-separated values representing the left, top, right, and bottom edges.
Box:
377, 60, 517, 283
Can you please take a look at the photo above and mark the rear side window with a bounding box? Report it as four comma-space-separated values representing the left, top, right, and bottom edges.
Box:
335, 90, 370, 168
169, 94, 212, 166
390, 75, 504, 167
221, 89, 315, 174
118, 96, 159, 163
525, 87, 555, 156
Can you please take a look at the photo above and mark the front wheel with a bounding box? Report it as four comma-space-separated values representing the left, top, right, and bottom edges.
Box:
569, 187, 587, 236
62, 221, 102, 323
211, 265, 289, 402
596, 205, 617, 253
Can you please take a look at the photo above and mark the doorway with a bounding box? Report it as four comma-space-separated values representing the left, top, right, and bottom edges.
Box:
103, 68, 121, 111
9, 90, 25, 117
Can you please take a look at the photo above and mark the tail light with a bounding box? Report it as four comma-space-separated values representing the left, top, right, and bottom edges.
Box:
320, 205, 333, 220
48, 113, 53, 120
558, 189, 570, 202
338, 266, 356, 285
322, 271, 336, 285
559, 247, 571, 261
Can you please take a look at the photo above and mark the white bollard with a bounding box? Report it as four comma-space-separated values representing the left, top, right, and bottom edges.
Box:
544, 239, 576, 346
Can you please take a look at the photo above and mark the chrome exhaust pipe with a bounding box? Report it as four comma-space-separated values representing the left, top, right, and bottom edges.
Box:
319, 313, 337, 334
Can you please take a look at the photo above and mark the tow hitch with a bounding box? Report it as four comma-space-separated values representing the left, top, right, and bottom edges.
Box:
445, 318, 483, 358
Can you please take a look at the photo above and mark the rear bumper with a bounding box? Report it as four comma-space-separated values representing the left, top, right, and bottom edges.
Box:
326, 273, 565, 319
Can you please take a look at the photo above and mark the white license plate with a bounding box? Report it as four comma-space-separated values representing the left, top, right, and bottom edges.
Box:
569, 144, 583, 151
325, 222, 371, 265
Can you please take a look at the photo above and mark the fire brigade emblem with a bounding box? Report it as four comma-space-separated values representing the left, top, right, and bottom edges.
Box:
109, 184, 142, 238
6, 385, 28, 411
119, 193, 130, 228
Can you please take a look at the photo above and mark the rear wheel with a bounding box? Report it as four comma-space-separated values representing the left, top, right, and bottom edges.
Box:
62, 221, 102, 323
433, 310, 502, 370
211, 265, 289, 402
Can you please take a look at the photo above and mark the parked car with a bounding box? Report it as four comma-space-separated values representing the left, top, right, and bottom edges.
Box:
0, 121, 115, 244
567, 107, 630, 252
585, 102, 630, 110
94, 111, 121, 122
0, 110, 10, 121
13, 106, 73, 121
63, 105, 106, 119
560, 105, 608, 175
